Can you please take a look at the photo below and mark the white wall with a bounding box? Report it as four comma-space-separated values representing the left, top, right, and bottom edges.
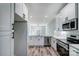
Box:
47, 18, 56, 36
14, 21, 27, 56
46, 18, 57, 49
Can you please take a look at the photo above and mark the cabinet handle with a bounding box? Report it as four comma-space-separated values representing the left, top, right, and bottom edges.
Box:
73, 50, 79, 54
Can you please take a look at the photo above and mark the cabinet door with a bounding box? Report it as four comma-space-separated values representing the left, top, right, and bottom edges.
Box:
61, 3, 77, 20
15, 3, 23, 18
69, 45, 79, 56
56, 3, 77, 31
40, 37, 44, 46
51, 38, 57, 51
69, 46, 77, 56
37, 37, 44, 46
34, 37, 40, 46
56, 14, 63, 31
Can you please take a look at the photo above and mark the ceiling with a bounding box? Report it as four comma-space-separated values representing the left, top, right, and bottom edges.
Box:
26, 3, 67, 24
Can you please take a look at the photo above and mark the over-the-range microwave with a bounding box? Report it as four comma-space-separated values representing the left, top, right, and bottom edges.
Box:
62, 18, 78, 31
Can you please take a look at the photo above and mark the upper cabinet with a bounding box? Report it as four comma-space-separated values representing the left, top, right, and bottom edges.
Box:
56, 3, 78, 31
61, 3, 78, 20
14, 3, 28, 21
23, 4, 28, 21
15, 3, 23, 18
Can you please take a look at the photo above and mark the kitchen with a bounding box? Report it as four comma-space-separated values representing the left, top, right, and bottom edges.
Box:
0, 3, 79, 56
26, 3, 79, 56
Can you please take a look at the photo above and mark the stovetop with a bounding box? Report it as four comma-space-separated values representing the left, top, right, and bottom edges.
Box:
67, 37, 79, 44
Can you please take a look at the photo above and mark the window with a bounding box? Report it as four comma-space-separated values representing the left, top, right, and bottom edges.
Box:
28, 24, 46, 36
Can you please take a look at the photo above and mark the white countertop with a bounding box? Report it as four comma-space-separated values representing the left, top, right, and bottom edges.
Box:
53, 35, 79, 50
53, 31, 69, 42
53, 35, 68, 43
29, 35, 52, 37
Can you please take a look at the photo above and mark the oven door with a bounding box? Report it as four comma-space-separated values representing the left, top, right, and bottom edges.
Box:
57, 40, 69, 56
57, 44, 69, 56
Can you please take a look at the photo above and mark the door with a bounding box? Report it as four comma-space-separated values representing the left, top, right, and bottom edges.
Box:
0, 3, 11, 56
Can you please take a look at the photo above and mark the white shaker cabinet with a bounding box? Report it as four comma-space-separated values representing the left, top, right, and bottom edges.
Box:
56, 3, 78, 31
15, 3, 23, 18
56, 13, 63, 31
28, 36, 44, 46
23, 3, 28, 21
69, 44, 79, 56
60, 3, 78, 20
15, 3, 28, 21
51, 37, 57, 51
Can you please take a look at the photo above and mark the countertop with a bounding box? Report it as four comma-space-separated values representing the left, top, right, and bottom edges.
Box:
53, 35, 79, 44
53, 35, 68, 43
29, 35, 52, 37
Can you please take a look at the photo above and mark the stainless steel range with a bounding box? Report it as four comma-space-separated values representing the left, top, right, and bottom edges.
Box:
67, 35, 79, 44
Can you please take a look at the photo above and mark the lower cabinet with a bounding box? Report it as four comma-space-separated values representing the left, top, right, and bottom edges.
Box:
28, 36, 44, 46
69, 44, 79, 56
51, 37, 57, 51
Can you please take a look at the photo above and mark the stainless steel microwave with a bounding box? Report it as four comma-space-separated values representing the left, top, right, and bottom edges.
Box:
62, 18, 78, 30
62, 22, 70, 30
70, 18, 78, 30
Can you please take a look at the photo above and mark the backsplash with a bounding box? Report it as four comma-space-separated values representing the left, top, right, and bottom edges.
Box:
68, 30, 79, 36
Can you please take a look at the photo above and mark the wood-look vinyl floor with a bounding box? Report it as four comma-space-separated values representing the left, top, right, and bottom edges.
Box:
27, 46, 58, 56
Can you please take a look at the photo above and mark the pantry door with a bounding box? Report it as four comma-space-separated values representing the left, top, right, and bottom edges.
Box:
0, 3, 14, 56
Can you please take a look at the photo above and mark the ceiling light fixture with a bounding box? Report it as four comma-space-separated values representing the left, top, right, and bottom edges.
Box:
30, 16, 32, 18
45, 16, 48, 18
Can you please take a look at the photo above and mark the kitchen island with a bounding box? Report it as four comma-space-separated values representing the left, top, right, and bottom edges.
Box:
27, 35, 52, 47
